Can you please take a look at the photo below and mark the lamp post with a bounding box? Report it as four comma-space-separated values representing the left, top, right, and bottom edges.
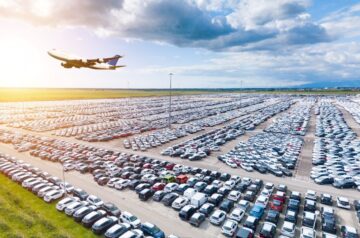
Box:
62, 163, 67, 197
168, 73, 173, 129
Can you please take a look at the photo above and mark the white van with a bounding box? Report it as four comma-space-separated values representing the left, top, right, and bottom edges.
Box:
183, 188, 197, 199
190, 192, 208, 208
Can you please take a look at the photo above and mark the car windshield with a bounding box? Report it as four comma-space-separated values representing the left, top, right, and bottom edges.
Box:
150, 226, 160, 233
93, 198, 101, 203
129, 215, 138, 222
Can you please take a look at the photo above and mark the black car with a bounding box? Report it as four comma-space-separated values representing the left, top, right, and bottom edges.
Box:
320, 193, 333, 206
219, 199, 234, 213
333, 180, 356, 189
280, 168, 293, 177
128, 180, 141, 190
189, 212, 206, 227
235, 183, 249, 193
217, 187, 231, 196
139, 188, 154, 201
244, 191, 256, 202
91, 216, 118, 235
104, 223, 131, 238
304, 199, 317, 212
176, 184, 189, 194
153, 191, 166, 202
315, 176, 334, 185
135, 183, 151, 194
265, 210, 280, 225
243, 216, 258, 230
102, 202, 121, 217
208, 193, 223, 206
179, 205, 196, 221
73, 206, 96, 222
287, 199, 300, 212
198, 203, 215, 217
354, 200, 360, 211
253, 164, 267, 173
284, 209, 297, 224
235, 227, 254, 238
72, 188, 89, 200
81, 210, 107, 228
203, 185, 218, 196
322, 217, 337, 234
219, 173, 231, 181
161, 192, 179, 206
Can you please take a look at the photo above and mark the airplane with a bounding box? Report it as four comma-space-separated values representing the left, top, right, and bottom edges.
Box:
48, 49, 125, 70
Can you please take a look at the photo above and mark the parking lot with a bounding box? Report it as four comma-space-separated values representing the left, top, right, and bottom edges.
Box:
0, 94, 359, 238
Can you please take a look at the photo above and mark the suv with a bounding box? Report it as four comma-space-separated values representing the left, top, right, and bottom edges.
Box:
179, 205, 196, 221
259, 222, 276, 238
243, 216, 258, 231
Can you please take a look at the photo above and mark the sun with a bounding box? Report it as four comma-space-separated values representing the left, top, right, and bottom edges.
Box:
0, 36, 43, 87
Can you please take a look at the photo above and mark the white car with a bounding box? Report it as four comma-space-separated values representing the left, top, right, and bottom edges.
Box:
224, 180, 236, 189
300, 226, 315, 238
210, 210, 226, 226
260, 189, 271, 197
107, 178, 121, 188
115, 179, 130, 190
305, 190, 317, 201
229, 208, 245, 222
120, 211, 141, 228
336, 196, 351, 209
63, 163, 75, 171
164, 183, 178, 193
238, 199, 250, 211
255, 195, 269, 207
43, 189, 64, 203
56, 196, 80, 211
221, 219, 238, 236
38, 186, 59, 197
281, 221, 296, 237
226, 159, 237, 168
60, 182, 74, 193
86, 195, 104, 207
119, 229, 144, 238
64, 201, 88, 216
227, 190, 241, 202
172, 196, 189, 210
240, 163, 253, 171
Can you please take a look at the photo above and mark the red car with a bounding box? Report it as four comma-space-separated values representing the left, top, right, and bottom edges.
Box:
269, 200, 284, 212
151, 182, 165, 191
143, 163, 152, 169
176, 175, 188, 184
165, 163, 175, 170
272, 191, 286, 203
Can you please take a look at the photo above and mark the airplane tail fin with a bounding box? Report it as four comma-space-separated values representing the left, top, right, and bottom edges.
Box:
108, 56, 120, 66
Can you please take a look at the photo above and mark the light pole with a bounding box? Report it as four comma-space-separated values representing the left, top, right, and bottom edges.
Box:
240, 80, 243, 108
62, 163, 67, 197
168, 73, 173, 129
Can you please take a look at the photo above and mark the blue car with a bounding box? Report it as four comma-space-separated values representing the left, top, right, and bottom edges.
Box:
140, 222, 165, 238
249, 205, 264, 220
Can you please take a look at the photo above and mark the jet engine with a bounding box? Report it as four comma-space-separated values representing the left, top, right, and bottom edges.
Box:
61, 62, 73, 68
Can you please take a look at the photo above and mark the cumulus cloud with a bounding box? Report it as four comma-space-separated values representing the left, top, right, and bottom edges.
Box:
0, 0, 329, 51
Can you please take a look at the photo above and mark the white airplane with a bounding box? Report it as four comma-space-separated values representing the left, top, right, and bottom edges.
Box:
48, 49, 125, 70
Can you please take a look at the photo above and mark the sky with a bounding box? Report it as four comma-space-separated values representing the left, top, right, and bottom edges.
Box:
0, 0, 359, 89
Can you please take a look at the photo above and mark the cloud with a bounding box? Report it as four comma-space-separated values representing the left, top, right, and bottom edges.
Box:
0, 0, 329, 51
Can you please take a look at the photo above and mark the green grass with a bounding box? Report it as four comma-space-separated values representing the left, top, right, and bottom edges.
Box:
0, 88, 359, 102
0, 88, 211, 102
0, 173, 97, 238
